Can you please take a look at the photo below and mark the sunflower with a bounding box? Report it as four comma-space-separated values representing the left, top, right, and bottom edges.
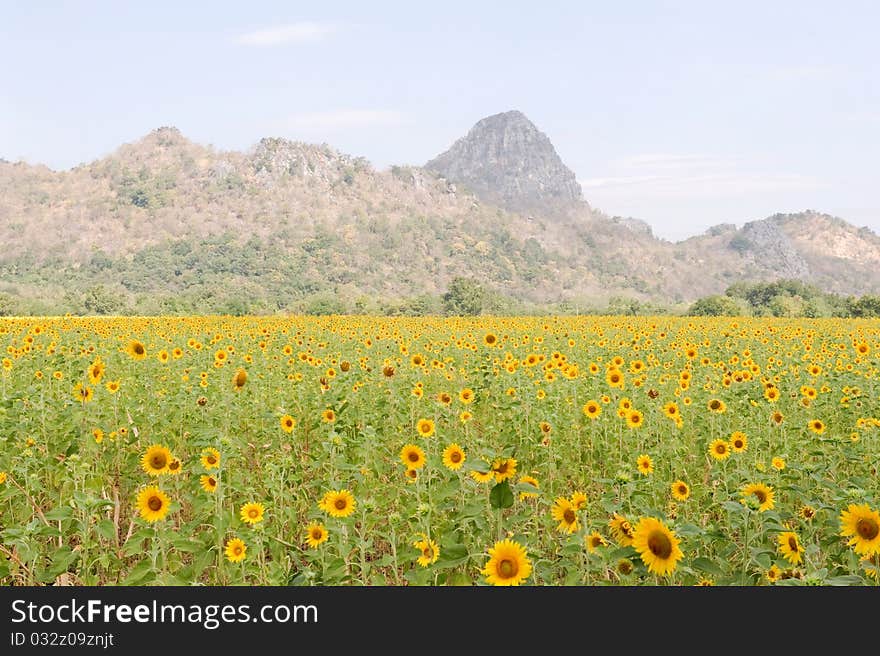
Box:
518, 475, 540, 500
459, 411, 472, 423
741, 483, 775, 512
459, 388, 475, 404
551, 497, 581, 534
470, 465, 495, 483
671, 480, 690, 501
636, 454, 653, 476
808, 419, 825, 435
730, 431, 748, 453
72, 383, 93, 404
400, 444, 426, 470
232, 368, 247, 390
199, 474, 218, 493
305, 521, 329, 549
626, 410, 644, 429
280, 414, 296, 433
240, 502, 265, 525
571, 491, 587, 510
482, 539, 531, 586
413, 536, 440, 567
632, 517, 683, 576
157, 350, 169, 364
707, 398, 726, 413
582, 400, 602, 419
839, 504, 880, 556
105, 380, 120, 394
322, 409, 336, 423
770, 410, 784, 425
764, 386, 780, 402
404, 468, 419, 483
87, 357, 105, 384
126, 340, 147, 360
141, 444, 172, 476
766, 564, 782, 583
92, 428, 104, 444
416, 418, 435, 438
663, 402, 679, 419
136, 486, 171, 523
491, 457, 517, 483
800, 505, 816, 521
585, 531, 607, 554
167, 458, 182, 475
771, 457, 786, 471
708, 439, 730, 461
438, 443, 466, 471
606, 369, 625, 389
201, 447, 220, 470
483, 333, 498, 347
225, 537, 247, 563
777, 531, 805, 565
608, 513, 634, 547
319, 489, 356, 518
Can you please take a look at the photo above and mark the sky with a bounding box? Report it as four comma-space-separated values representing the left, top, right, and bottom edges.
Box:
1, 0, 878, 241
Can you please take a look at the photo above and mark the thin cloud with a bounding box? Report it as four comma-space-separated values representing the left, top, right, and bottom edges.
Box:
235, 22, 335, 47
281, 110, 405, 132
581, 153, 820, 200
766, 65, 837, 81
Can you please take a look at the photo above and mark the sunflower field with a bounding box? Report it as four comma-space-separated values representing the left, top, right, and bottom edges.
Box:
0, 315, 878, 586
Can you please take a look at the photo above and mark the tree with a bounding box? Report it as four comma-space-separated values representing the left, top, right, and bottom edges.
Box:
687, 295, 742, 316
442, 277, 485, 316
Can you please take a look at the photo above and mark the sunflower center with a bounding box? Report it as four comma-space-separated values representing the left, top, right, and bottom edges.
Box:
422, 548, 432, 558
334, 498, 347, 510
734, 440, 743, 448
496, 462, 509, 474
408, 452, 419, 462
677, 485, 687, 495
647, 530, 673, 558
208, 477, 216, 486
563, 509, 576, 524
498, 558, 518, 579
710, 400, 720, 409
312, 529, 323, 540
135, 344, 144, 355
148, 496, 163, 511
206, 455, 217, 465
450, 452, 461, 463
715, 444, 726, 454
151, 454, 167, 469
249, 509, 258, 518
234, 545, 243, 555
856, 518, 879, 540
754, 490, 767, 503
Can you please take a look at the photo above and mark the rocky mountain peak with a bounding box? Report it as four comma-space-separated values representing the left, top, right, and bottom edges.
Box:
424, 110, 583, 215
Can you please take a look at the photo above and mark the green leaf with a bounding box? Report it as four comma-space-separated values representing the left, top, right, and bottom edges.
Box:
489, 481, 514, 509
44, 506, 73, 521
121, 559, 153, 586
825, 575, 864, 586
434, 544, 469, 569
96, 519, 117, 541
47, 547, 79, 578
691, 557, 724, 576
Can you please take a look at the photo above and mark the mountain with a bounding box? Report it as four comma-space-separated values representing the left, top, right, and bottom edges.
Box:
425, 110, 584, 215
0, 114, 878, 315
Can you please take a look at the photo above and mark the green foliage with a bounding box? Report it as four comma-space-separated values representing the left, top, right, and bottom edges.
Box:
687, 295, 743, 316
442, 277, 485, 316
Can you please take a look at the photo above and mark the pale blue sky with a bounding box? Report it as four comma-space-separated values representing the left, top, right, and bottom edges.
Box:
1, 1, 877, 240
